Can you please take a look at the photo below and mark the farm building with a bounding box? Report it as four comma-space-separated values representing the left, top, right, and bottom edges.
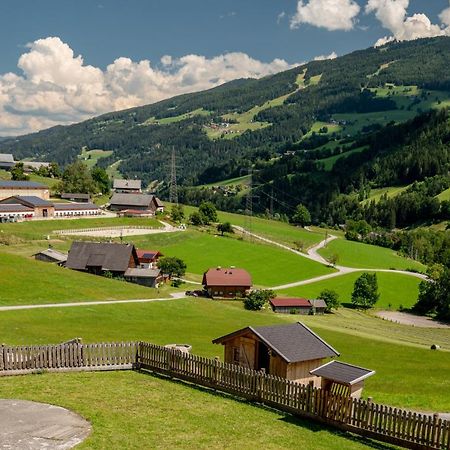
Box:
310, 298, 327, 315
213, 322, 339, 386
22, 161, 51, 173
124, 268, 164, 287
203, 267, 252, 298
33, 248, 68, 265
61, 193, 91, 203
137, 249, 163, 268
0, 180, 50, 201
113, 179, 142, 193
109, 193, 163, 214
0, 153, 15, 170
310, 360, 375, 399
66, 242, 161, 288
270, 297, 313, 315
0, 196, 101, 219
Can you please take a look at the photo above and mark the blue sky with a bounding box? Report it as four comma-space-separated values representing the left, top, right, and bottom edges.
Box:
0, 0, 449, 135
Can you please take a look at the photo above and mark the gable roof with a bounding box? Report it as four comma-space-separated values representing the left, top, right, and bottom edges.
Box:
0, 204, 32, 213
310, 360, 375, 385
0, 180, 47, 189
136, 249, 162, 260
61, 193, 91, 200
213, 322, 339, 363
110, 193, 155, 207
270, 297, 311, 308
66, 242, 138, 272
0, 196, 53, 207
113, 179, 141, 190
310, 299, 328, 309
54, 202, 99, 211
124, 268, 161, 278
203, 267, 252, 287
0, 153, 14, 163
154, 197, 164, 208
34, 248, 68, 263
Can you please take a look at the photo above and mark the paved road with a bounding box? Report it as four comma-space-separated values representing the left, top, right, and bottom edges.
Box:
233, 226, 428, 291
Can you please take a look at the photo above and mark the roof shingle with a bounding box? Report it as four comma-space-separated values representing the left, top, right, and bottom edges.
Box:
310, 360, 375, 385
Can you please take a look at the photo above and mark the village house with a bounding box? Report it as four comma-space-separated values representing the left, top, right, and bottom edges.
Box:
202, 267, 252, 298
136, 249, 163, 269
61, 193, 91, 203
66, 242, 163, 288
0, 153, 15, 170
33, 248, 68, 266
269, 297, 328, 315
113, 179, 142, 194
109, 193, 163, 214
0, 195, 101, 220
213, 322, 339, 386
22, 161, 51, 173
0, 180, 50, 201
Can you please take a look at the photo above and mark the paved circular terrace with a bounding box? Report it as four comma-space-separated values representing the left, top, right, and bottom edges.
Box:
0, 399, 91, 449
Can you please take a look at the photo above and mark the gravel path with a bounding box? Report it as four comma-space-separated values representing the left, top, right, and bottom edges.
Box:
376, 311, 450, 329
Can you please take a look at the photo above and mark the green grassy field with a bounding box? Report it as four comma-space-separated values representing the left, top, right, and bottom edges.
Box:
143, 108, 210, 125
130, 229, 334, 285
202, 174, 251, 187
0, 298, 449, 411
303, 121, 341, 140
318, 238, 425, 271
1, 371, 380, 450
0, 251, 164, 305
278, 271, 421, 310
437, 187, 450, 201
0, 216, 161, 240
319, 146, 367, 171
361, 185, 410, 204
78, 148, 113, 169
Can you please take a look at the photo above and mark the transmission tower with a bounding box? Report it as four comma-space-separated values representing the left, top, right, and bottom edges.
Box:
244, 168, 253, 241
169, 147, 178, 204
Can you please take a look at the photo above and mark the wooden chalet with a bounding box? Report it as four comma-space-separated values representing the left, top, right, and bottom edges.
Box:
136, 249, 163, 268
109, 193, 163, 213
213, 322, 339, 386
310, 298, 327, 315
270, 297, 312, 315
203, 267, 252, 298
310, 360, 375, 399
124, 268, 164, 288
113, 179, 142, 193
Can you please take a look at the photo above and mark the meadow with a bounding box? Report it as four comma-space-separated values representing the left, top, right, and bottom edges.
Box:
278, 271, 421, 310
0, 371, 381, 450
318, 238, 425, 271
0, 298, 449, 412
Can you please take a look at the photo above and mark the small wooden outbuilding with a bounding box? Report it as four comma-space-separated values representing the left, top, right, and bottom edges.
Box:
33, 248, 68, 266
269, 297, 312, 315
213, 322, 339, 386
310, 360, 375, 398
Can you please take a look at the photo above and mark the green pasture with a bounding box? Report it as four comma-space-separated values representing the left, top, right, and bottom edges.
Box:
361, 185, 410, 204
129, 229, 334, 285
0, 298, 449, 411
303, 121, 341, 140
319, 146, 367, 171
318, 238, 425, 271
106, 159, 122, 179
78, 148, 113, 168
0, 371, 380, 450
278, 271, 421, 310
202, 174, 251, 187
143, 108, 210, 125
437, 187, 450, 201
0, 251, 164, 305
0, 216, 161, 240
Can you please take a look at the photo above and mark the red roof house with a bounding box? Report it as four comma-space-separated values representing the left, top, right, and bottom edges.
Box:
270, 297, 313, 315
136, 249, 163, 268
202, 267, 252, 298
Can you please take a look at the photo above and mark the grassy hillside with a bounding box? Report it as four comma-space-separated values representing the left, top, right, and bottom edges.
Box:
0, 251, 163, 305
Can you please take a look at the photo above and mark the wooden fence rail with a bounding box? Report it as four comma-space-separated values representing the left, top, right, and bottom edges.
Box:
0, 341, 137, 372
53, 225, 163, 235
136, 342, 450, 450
1, 341, 448, 450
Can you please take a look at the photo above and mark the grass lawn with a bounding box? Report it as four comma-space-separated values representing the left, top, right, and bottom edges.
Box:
361, 185, 410, 205
437, 187, 450, 201
318, 238, 425, 271
319, 146, 367, 171
0, 371, 381, 450
0, 216, 161, 240
0, 298, 449, 411
277, 271, 421, 310
78, 148, 113, 168
129, 229, 334, 286
0, 251, 165, 305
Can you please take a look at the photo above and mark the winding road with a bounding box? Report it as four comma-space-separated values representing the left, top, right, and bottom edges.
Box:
233, 225, 428, 290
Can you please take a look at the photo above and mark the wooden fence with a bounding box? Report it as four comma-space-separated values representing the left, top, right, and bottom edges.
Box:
0, 341, 137, 374
53, 225, 162, 235
1, 340, 448, 450
137, 342, 450, 450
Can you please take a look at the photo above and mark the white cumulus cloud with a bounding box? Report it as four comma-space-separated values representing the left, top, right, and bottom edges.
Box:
0, 37, 294, 136
314, 51, 338, 60
366, 0, 450, 47
290, 0, 361, 31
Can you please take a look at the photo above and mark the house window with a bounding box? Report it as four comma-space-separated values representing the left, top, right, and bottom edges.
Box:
232, 347, 240, 364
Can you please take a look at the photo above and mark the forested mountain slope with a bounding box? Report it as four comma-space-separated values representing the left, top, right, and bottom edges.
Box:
1, 37, 449, 190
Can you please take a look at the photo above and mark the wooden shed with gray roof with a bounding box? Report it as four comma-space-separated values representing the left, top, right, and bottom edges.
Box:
310, 360, 375, 398
213, 322, 339, 386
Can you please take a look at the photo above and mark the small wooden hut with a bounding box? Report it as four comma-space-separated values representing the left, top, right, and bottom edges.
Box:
213, 322, 339, 386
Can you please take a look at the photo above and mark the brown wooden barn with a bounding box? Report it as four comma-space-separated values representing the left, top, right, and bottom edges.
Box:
203, 267, 252, 298
269, 297, 312, 315
213, 322, 339, 386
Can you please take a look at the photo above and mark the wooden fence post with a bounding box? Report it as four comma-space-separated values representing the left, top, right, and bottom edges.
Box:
306, 381, 314, 414
0, 344, 4, 371
258, 368, 266, 403
213, 357, 220, 386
